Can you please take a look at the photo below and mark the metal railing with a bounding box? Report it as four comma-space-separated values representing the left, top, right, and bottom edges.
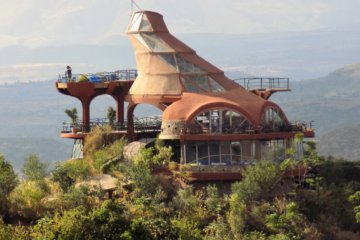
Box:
289, 121, 314, 132
183, 121, 314, 135
186, 154, 254, 166
58, 69, 138, 83
233, 77, 290, 90
61, 116, 162, 133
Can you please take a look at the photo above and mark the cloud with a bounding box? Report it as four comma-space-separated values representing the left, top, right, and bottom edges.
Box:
0, 0, 359, 48
0, 63, 100, 84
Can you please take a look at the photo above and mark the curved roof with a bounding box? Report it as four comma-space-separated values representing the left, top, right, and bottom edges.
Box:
162, 88, 287, 127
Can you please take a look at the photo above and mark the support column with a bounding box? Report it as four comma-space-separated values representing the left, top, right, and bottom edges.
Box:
115, 93, 125, 125
81, 98, 92, 132
127, 104, 135, 141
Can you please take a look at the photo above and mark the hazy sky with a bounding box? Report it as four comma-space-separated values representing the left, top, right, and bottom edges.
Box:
1, 0, 360, 48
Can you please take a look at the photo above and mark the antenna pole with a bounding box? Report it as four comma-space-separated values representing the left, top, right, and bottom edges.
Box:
130, 0, 142, 13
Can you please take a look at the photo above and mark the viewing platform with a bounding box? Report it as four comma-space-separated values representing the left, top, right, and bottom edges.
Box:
60, 116, 162, 140
57, 70, 138, 83
234, 77, 290, 99
56, 69, 137, 139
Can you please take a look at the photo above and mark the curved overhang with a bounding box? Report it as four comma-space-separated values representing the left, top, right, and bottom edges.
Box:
162, 87, 268, 127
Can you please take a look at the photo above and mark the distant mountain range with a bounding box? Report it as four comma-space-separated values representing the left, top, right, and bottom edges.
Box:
272, 64, 360, 160
316, 125, 360, 160
1, 27, 360, 84
0, 137, 72, 172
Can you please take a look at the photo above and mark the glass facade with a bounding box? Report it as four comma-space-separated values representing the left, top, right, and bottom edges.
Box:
262, 107, 286, 131
141, 33, 173, 52
183, 139, 292, 166
192, 108, 251, 134
183, 141, 245, 166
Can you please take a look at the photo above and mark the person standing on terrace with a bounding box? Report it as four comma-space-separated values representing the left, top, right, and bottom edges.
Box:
66, 66, 72, 82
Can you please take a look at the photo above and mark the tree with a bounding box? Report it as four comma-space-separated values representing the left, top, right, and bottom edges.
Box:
231, 160, 281, 202
349, 191, 360, 223
0, 155, 17, 197
22, 153, 48, 181
0, 155, 17, 220
51, 162, 76, 193
107, 106, 116, 125
64, 108, 78, 125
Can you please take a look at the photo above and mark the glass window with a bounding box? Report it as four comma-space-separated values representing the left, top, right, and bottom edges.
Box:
222, 110, 250, 133
158, 54, 177, 69
185, 143, 197, 165
222, 110, 231, 133
181, 77, 203, 93
195, 111, 210, 132
231, 142, 241, 165
220, 142, 231, 165
183, 141, 258, 166
261, 140, 286, 163
262, 107, 285, 131
129, 13, 143, 31
141, 33, 173, 52
208, 77, 226, 92
139, 14, 152, 31
230, 112, 250, 133
209, 142, 220, 165
132, 33, 150, 50
192, 109, 251, 134
176, 55, 204, 73
211, 110, 221, 133
198, 142, 209, 165
191, 75, 211, 91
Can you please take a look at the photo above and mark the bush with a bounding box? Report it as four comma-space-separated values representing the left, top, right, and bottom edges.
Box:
231, 160, 281, 202
51, 159, 90, 193
9, 180, 49, 221
31, 200, 131, 239
22, 153, 48, 181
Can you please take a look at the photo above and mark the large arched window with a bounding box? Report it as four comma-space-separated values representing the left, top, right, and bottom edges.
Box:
184, 141, 243, 166
261, 107, 286, 131
189, 108, 252, 134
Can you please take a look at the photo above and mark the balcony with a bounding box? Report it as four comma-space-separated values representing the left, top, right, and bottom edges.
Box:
58, 69, 138, 83
179, 120, 314, 141
234, 77, 290, 91
60, 116, 162, 134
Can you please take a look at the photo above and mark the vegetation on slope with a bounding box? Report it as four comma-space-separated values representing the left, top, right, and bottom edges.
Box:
0, 127, 360, 239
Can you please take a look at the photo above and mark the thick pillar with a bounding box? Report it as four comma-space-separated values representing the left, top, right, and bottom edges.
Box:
81, 98, 92, 132
113, 93, 125, 125
127, 103, 136, 141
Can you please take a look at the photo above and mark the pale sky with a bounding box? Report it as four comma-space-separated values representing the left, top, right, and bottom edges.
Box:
1, 0, 360, 48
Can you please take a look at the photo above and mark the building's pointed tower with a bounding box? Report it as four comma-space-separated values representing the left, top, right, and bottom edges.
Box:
127, 11, 236, 98
126, 11, 286, 139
